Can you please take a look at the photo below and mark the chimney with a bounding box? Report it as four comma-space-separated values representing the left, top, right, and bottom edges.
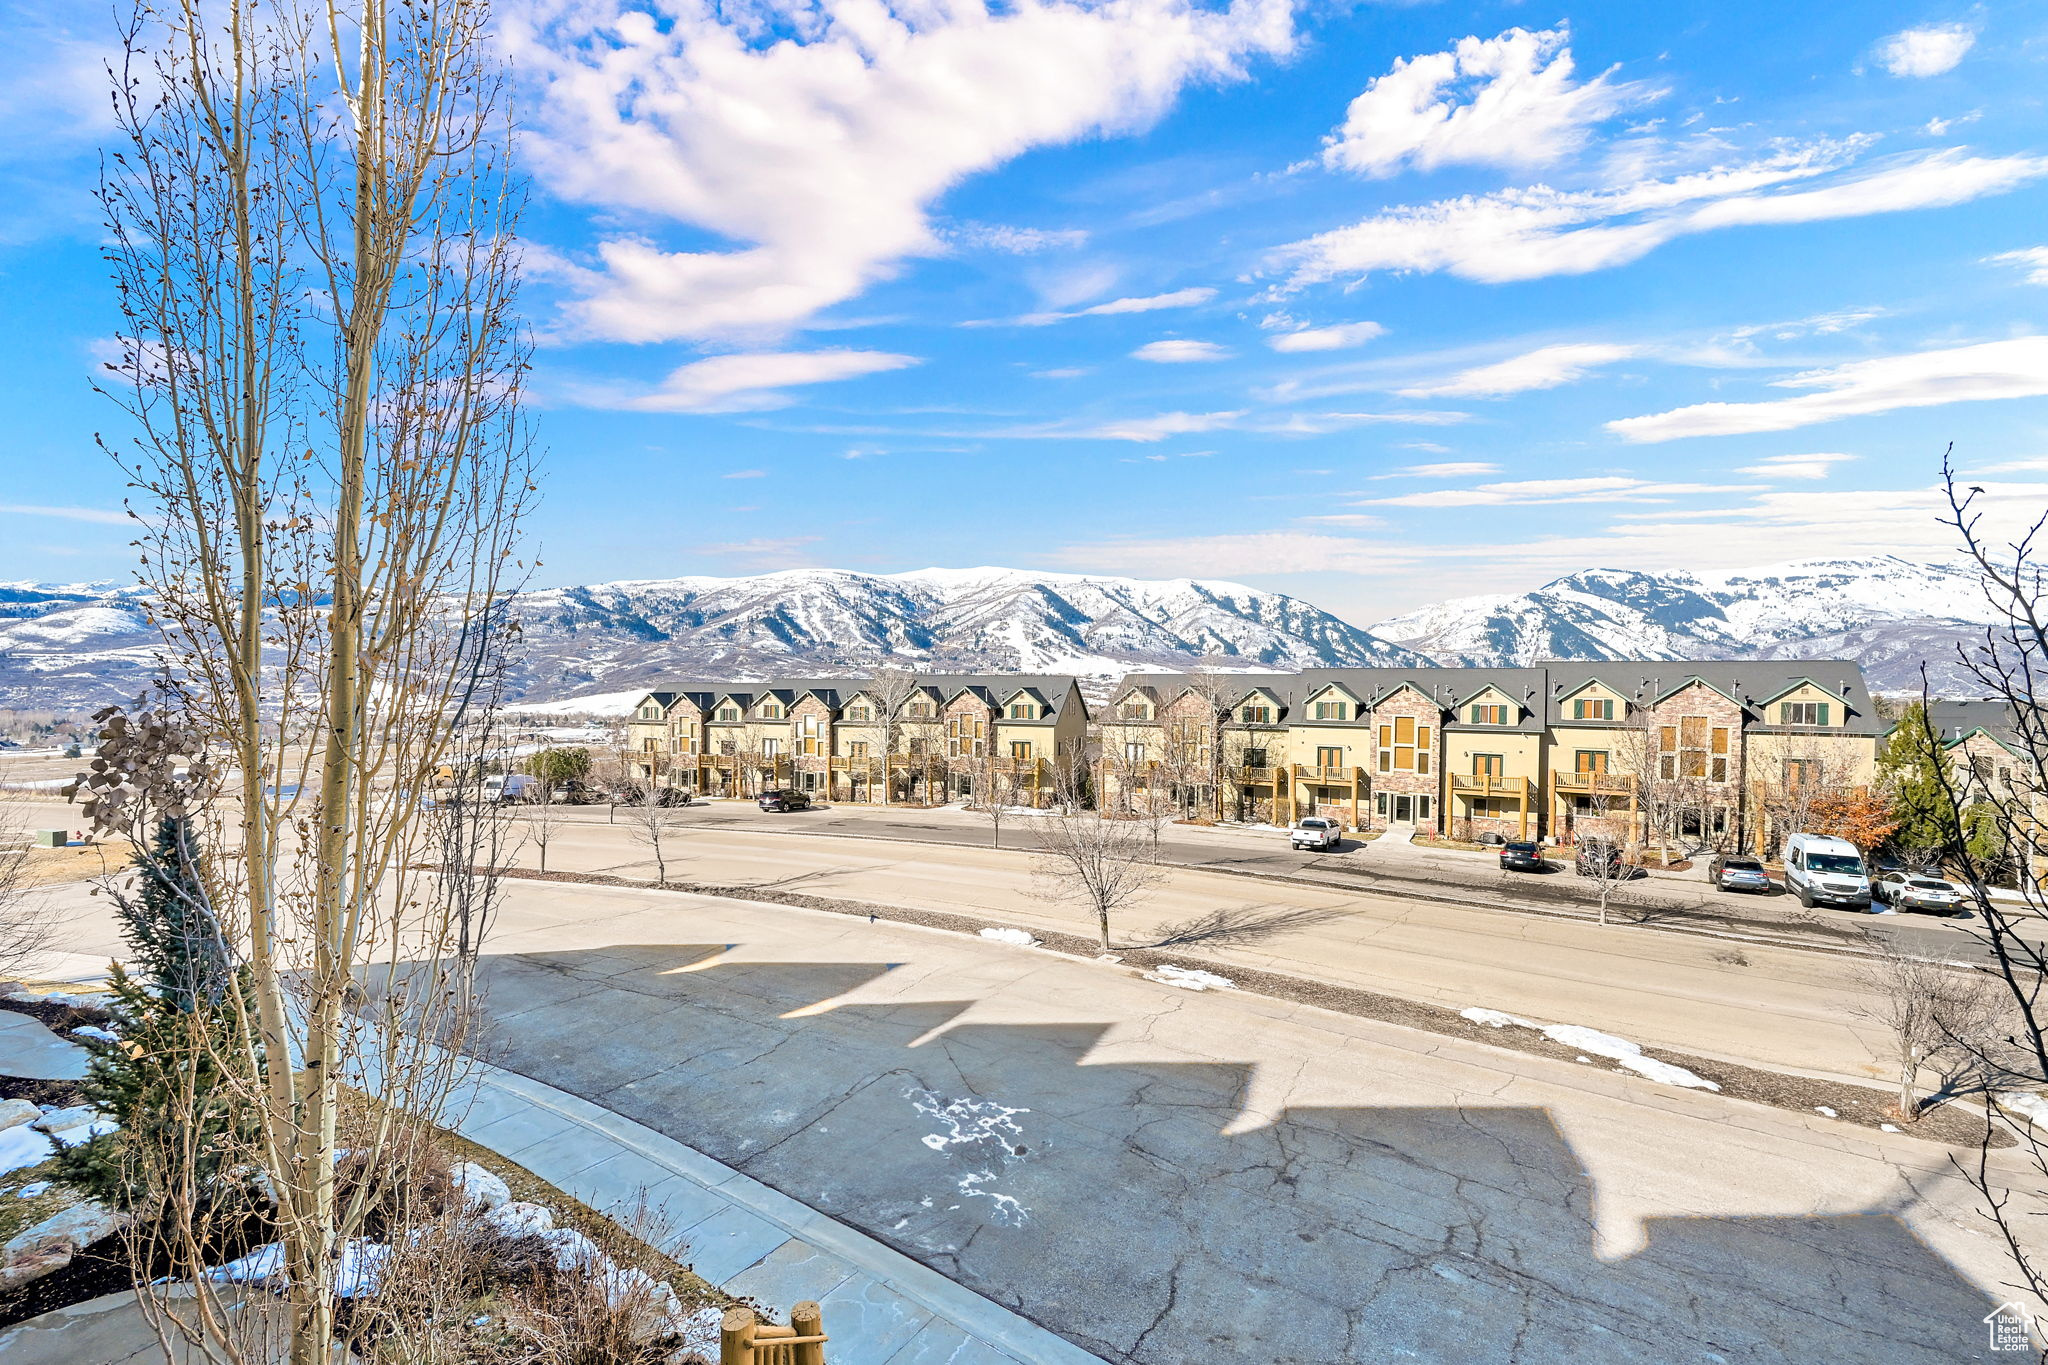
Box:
1839, 679, 1851, 697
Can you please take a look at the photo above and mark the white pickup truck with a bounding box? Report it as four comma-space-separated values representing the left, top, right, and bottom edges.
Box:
1290, 816, 1342, 852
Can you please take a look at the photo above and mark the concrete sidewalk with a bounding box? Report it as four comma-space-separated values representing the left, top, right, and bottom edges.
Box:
450, 1056, 1103, 1365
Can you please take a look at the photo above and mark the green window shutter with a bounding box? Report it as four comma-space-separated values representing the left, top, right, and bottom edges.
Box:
1817, 702, 1830, 727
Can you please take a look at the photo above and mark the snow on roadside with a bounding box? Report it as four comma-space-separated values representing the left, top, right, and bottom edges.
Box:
1143, 964, 1234, 992
978, 928, 1039, 948
1996, 1092, 2048, 1127
1460, 1009, 1721, 1091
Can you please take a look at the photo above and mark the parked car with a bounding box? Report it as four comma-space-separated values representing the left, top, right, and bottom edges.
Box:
757, 788, 812, 812
1499, 840, 1546, 872
1873, 871, 1975, 918
1780, 831, 1872, 910
1290, 816, 1342, 852
1709, 853, 1774, 894
546, 780, 596, 804
1574, 839, 1626, 878
481, 773, 539, 804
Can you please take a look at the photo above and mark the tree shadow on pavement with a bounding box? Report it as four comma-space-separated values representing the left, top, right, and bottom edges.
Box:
1142, 903, 1344, 949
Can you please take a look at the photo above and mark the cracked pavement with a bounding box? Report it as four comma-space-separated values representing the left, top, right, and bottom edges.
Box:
466, 877, 2030, 1364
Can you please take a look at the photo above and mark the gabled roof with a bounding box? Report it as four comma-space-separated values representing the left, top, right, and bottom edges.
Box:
1539, 659, 1884, 736
631, 691, 679, 712
1922, 699, 2024, 753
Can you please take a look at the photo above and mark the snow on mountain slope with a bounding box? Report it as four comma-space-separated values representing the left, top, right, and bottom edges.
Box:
1369, 556, 1993, 691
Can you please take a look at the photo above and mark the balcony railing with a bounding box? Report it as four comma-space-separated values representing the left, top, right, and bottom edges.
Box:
1553, 772, 1635, 795
1292, 764, 1364, 787
1450, 774, 1532, 799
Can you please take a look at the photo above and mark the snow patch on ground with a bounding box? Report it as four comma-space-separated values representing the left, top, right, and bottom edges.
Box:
907, 1087, 1034, 1227
977, 927, 1039, 948
1814, 1106, 1838, 1119
70, 1025, 118, 1043
1143, 964, 1234, 992
1461, 1009, 1722, 1091
1996, 1092, 2048, 1127
0, 1124, 54, 1176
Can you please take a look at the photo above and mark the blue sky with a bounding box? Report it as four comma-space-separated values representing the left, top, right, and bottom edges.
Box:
3, 0, 2048, 623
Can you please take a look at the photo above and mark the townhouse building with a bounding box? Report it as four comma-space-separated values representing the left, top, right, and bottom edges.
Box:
625, 674, 1089, 805
1100, 660, 1886, 850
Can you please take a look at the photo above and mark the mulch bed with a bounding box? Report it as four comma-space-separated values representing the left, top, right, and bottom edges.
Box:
487, 863, 2011, 1151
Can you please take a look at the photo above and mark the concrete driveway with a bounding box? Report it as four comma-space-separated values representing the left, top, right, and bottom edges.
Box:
469, 877, 2025, 1365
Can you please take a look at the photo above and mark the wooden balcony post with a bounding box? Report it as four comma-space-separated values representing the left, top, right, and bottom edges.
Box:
721, 1307, 757, 1365
791, 1302, 826, 1365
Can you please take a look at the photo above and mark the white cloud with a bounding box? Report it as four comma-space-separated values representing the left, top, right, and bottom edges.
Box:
1370, 461, 1501, 479
1088, 410, 1245, 442
689, 536, 824, 569
1967, 457, 2048, 474
613, 350, 921, 413
510, 0, 1291, 342
1734, 453, 1856, 480
722, 469, 768, 479
996, 286, 1220, 327
1989, 247, 2048, 285
1397, 343, 1635, 398
1355, 475, 1736, 508
1925, 110, 1981, 136
1608, 337, 2048, 442
0, 503, 130, 525
1132, 339, 1230, 363
1275, 145, 2048, 290
1877, 24, 1976, 78
1245, 410, 1470, 435
1298, 513, 1389, 528
1267, 321, 1386, 352
1030, 367, 1092, 379
950, 223, 1090, 253
1322, 25, 1657, 179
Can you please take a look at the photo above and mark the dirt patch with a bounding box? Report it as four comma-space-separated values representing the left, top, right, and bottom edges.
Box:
483, 863, 2010, 1151
13, 842, 129, 888
0, 993, 114, 1035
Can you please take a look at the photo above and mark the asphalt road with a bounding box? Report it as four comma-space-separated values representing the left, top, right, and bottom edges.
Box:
464, 877, 2024, 1365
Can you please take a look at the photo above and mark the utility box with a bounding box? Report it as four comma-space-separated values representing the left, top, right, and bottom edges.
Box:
34, 830, 67, 848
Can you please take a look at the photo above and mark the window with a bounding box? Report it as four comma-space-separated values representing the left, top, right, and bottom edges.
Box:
1375, 716, 1432, 774
1008, 703, 1034, 719
759, 703, 784, 721
719, 740, 736, 756
1780, 701, 1830, 726
1657, 717, 1730, 781
1574, 750, 1608, 774
1243, 747, 1268, 770
947, 713, 986, 759
1971, 755, 1996, 783
1468, 704, 1508, 725
1315, 745, 1344, 773
1473, 753, 1504, 778
1375, 793, 1388, 815
1240, 704, 1273, 724
640, 704, 662, 720
797, 716, 821, 756
846, 705, 872, 722
1417, 795, 1432, 819
716, 706, 739, 722
1313, 699, 1348, 720
849, 741, 869, 760
1124, 742, 1146, 765
1010, 740, 1033, 762
1120, 701, 1150, 720
762, 738, 782, 759
641, 738, 658, 752
1784, 757, 1818, 786
1572, 698, 1615, 720
907, 702, 933, 719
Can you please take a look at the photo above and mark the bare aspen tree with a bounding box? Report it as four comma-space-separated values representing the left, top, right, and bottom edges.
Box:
623, 786, 680, 886
86, 0, 536, 1358
1574, 790, 1637, 928
866, 666, 925, 805
1031, 808, 1165, 952
1855, 932, 2003, 1121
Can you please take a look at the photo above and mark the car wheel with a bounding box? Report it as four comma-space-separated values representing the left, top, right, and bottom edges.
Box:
1796, 886, 1812, 909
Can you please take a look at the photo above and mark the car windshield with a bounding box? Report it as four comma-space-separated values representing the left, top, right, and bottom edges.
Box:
1806, 852, 1864, 874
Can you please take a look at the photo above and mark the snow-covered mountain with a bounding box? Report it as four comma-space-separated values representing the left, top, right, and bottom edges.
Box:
0, 557, 2010, 712
0, 568, 1421, 712
1368, 556, 1995, 692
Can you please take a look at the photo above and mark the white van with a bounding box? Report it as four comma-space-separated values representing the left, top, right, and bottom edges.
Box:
481, 773, 539, 804
1780, 832, 1872, 911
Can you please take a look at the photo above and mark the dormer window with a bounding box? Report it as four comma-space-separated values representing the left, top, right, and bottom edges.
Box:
1313, 700, 1347, 721
1468, 704, 1508, 725
1008, 703, 1034, 719
759, 703, 784, 720
908, 702, 934, 719
1119, 701, 1149, 720
716, 706, 740, 722
640, 704, 661, 720
1780, 701, 1830, 726
1240, 704, 1273, 724
1572, 698, 1614, 721
846, 705, 872, 722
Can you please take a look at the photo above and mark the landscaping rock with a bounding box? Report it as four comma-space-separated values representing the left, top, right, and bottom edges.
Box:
540, 1225, 604, 1271
27, 1105, 100, 1135
0, 1201, 131, 1288
449, 1160, 511, 1211
0, 1013, 89, 1082
0, 1098, 40, 1132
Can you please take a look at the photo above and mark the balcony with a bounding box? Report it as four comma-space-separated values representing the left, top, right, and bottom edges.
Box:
1553, 771, 1634, 796
1292, 764, 1363, 788
1451, 774, 1532, 799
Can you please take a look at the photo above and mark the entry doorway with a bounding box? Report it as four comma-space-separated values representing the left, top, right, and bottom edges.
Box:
1391, 794, 1414, 824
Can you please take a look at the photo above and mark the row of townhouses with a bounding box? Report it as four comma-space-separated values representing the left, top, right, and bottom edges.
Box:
625, 660, 1921, 851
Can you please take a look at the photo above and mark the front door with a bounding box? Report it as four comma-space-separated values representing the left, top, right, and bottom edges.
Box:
1392, 794, 1414, 823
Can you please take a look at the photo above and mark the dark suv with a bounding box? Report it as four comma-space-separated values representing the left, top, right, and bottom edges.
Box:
1574, 839, 1627, 878
1499, 841, 1546, 872
757, 788, 812, 812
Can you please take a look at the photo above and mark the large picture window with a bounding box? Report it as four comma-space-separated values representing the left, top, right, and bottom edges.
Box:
1376, 716, 1433, 774
1658, 717, 1731, 781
